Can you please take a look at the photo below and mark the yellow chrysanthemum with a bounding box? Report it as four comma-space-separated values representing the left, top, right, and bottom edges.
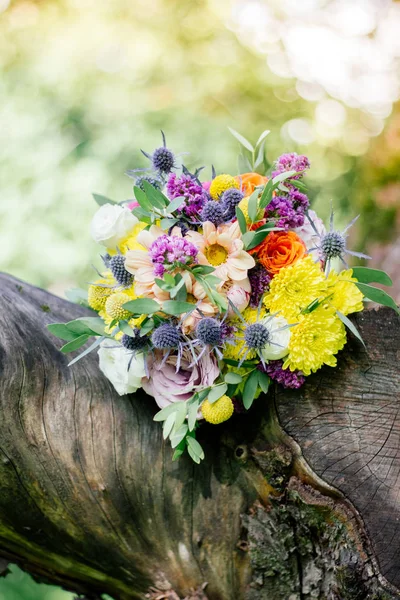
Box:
263, 255, 328, 322
105, 292, 133, 321
238, 196, 264, 225
108, 222, 147, 255
209, 174, 239, 200
326, 269, 364, 316
201, 395, 234, 424
222, 306, 266, 361
88, 273, 115, 312
283, 304, 346, 376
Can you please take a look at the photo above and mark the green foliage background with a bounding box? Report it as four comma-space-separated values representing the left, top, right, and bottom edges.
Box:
0, 0, 399, 598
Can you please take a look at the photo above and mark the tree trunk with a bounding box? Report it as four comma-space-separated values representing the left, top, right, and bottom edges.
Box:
0, 273, 399, 600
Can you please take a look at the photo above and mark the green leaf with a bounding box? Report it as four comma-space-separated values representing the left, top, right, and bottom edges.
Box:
60, 335, 90, 354
162, 300, 195, 315
133, 186, 153, 212
172, 444, 186, 461
207, 384, 228, 404
118, 320, 136, 336
196, 388, 210, 403
131, 206, 152, 223
235, 206, 247, 234
256, 129, 270, 146
351, 267, 392, 287
187, 445, 201, 464
160, 218, 178, 230
243, 370, 259, 410
258, 372, 270, 394
254, 139, 266, 169
248, 190, 259, 223
242, 231, 256, 249
154, 402, 185, 422
259, 170, 298, 209
192, 265, 216, 275
165, 196, 186, 214
224, 372, 243, 384
169, 276, 186, 300
172, 402, 188, 434
93, 193, 117, 206
163, 412, 176, 440
66, 317, 106, 337
68, 336, 105, 366
170, 424, 189, 448
228, 127, 254, 152
142, 181, 167, 210
238, 153, 253, 173
355, 283, 400, 315
65, 288, 89, 307
336, 311, 366, 349
223, 358, 257, 368
187, 400, 199, 432
186, 436, 205, 460
123, 298, 159, 315
47, 323, 80, 342
139, 318, 155, 336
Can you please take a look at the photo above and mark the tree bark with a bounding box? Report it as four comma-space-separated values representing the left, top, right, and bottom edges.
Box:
0, 272, 399, 600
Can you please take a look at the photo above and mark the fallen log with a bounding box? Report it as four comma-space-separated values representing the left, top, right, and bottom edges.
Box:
0, 272, 399, 600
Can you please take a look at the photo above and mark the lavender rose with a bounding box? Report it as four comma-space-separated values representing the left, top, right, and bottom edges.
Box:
142, 348, 219, 411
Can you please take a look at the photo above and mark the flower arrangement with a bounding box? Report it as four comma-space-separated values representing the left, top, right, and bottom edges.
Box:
48, 130, 399, 464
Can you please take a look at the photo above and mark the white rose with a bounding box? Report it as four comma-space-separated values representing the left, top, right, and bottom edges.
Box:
90, 204, 138, 249
98, 339, 145, 396
294, 209, 326, 259
260, 315, 291, 361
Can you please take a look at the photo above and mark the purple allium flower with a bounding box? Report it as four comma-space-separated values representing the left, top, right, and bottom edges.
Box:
166, 173, 208, 218
201, 201, 225, 226
149, 234, 198, 277
258, 360, 305, 389
220, 188, 244, 221
248, 265, 271, 308
272, 153, 310, 180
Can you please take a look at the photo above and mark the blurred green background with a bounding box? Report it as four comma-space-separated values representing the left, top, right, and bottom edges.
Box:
0, 0, 399, 597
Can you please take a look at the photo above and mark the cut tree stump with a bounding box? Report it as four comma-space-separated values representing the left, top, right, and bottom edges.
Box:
0, 272, 399, 600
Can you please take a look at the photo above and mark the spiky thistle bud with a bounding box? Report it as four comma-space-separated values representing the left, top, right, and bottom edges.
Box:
244, 322, 271, 350
320, 231, 346, 260
109, 254, 133, 287
196, 318, 222, 346
200, 201, 225, 226
151, 323, 180, 349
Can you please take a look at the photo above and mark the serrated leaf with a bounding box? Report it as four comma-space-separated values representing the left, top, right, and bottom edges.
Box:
235, 206, 247, 235
186, 436, 205, 460
228, 127, 254, 152
154, 402, 185, 422
256, 129, 271, 147
60, 335, 90, 354
356, 283, 400, 314
243, 370, 259, 409
47, 323, 80, 342
224, 372, 243, 384
207, 384, 228, 404
258, 372, 270, 394
336, 311, 366, 348
123, 298, 159, 314
162, 300, 195, 315
163, 412, 176, 439
68, 336, 105, 366
93, 193, 117, 206
351, 267, 392, 287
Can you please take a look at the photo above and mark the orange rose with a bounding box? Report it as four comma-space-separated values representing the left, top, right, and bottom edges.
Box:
236, 172, 268, 197
257, 231, 306, 275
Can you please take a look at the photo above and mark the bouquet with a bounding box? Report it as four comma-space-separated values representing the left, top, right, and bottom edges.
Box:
48, 130, 399, 464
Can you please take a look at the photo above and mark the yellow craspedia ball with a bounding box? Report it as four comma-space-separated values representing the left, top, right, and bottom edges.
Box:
238, 196, 264, 225
105, 292, 132, 321
88, 274, 114, 312
209, 174, 239, 200
201, 395, 234, 425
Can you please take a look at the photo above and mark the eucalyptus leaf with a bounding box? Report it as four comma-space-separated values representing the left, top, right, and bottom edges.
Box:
60, 335, 90, 354
186, 436, 205, 460
162, 300, 196, 315
93, 193, 117, 206
165, 196, 186, 214
160, 218, 178, 230
123, 298, 159, 315
192, 265, 216, 275
351, 267, 392, 287
68, 336, 105, 366
256, 129, 271, 146
142, 181, 167, 210
248, 190, 259, 223
258, 372, 270, 394
66, 317, 106, 337
243, 370, 259, 409
238, 153, 253, 173
118, 321, 136, 337
47, 323, 80, 342
172, 402, 188, 434
65, 288, 89, 307
131, 206, 152, 223
188, 400, 199, 432
254, 140, 266, 169
355, 283, 400, 315
235, 206, 247, 235
133, 186, 153, 212
163, 412, 176, 440
170, 424, 189, 448
228, 127, 254, 152
207, 384, 228, 404
187, 445, 201, 464
242, 231, 256, 249
154, 401, 185, 422
336, 311, 366, 348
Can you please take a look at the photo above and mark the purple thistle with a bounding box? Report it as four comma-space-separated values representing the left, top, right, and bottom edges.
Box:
166, 173, 209, 218
248, 265, 271, 308
149, 235, 198, 277
272, 153, 310, 179
258, 360, 305, 389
